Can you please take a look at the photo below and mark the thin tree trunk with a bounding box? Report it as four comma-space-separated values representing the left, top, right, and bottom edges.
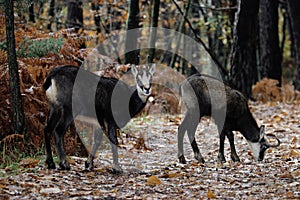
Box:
29, 2, 35, 23
47, 0, 55, 30
148, 0, 160, 64
229, 0, 259, 98
91, 3, 101, 35
170, 0, 191, 69
259, 0, 282, 86
287, 0, 300, 90
5, 0, 26, 135
66, 0, 83, 32
124, 0, 140, 64
286, 10, 296, 58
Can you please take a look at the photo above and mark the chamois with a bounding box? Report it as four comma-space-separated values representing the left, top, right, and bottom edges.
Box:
43, 64, 155, 173
178, 74, 280, 164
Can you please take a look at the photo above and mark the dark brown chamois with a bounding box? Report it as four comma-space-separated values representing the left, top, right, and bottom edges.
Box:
43, 64, 155, 173
178, 74, 280, 164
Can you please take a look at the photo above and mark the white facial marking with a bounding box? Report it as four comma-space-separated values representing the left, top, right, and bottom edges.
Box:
247, 140, 260, 161
45, 79, 58, 104
141, 73, 150, 89
133, 65, 155, 103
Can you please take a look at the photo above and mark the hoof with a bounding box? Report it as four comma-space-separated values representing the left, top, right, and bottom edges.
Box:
231, 154, 240, 162
195, 153, 205, 164
85, 161, 94, 171
58, 161, 70, 170
179, 155, 187, 164
218, 153, 226, 163
111, 166, 123, 174
46, 159, 56, 169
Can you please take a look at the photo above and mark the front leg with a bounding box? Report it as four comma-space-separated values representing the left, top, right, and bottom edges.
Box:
108, 125, 123, 174
226, 131, 240, 162
218, 130, 226, 163
85, 127, 103, 171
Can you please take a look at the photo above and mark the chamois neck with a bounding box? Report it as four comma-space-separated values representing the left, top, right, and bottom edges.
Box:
238, 111, 260, 142
138, 91, 149, 103
129, 90, 147, 117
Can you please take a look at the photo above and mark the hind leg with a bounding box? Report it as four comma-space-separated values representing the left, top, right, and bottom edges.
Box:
44, 106, 62, 169
178, 113, 189, 164
54, 109, 73, 170
178, 111, 203, 164
85, 127, 103, 171
187, 120, 204, 163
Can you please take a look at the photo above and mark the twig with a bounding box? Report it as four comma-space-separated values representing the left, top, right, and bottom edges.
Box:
190, 3, 237, 12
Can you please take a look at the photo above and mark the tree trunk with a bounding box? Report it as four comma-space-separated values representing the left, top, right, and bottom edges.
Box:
170, 0, 191, 69
47, 0, 55, 30
66, 0, 83, 32
29, 2, 35, 23
259, 0, 282, 86
287, 0, 300, 90
124, 0, 140, 64
5, 0, 26, 135
229, 0, 259, 98
147, 0, 160, 64
91, 3, 101, 34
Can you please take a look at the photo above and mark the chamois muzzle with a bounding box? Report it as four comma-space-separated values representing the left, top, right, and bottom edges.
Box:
141, 85, 151, 95
265, 134, 281, 148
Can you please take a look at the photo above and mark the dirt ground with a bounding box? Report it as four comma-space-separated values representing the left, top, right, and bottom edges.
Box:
0, 102, 299, 199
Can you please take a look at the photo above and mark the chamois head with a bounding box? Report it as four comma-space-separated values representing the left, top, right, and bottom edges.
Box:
131, 64, 156, 102
248, 125, 281, 161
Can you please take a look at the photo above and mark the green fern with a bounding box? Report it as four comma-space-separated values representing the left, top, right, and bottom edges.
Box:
17, 37, 64, 58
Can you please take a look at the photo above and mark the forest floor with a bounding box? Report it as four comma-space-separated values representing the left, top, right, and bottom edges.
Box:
0, 102, 299, 199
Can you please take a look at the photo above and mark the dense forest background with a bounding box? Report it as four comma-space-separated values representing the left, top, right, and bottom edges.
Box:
0, 0, 300, 198
0, 0, 300, 172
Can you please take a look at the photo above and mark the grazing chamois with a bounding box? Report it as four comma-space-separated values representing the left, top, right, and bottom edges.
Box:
43, 64, 155, 173
178, 74, 280, 164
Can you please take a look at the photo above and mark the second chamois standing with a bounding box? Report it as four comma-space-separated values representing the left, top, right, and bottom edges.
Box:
178, 74, 280, 164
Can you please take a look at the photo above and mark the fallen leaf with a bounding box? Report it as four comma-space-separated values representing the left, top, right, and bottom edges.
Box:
291, 171, 300, 178
278, 173, 293, 179
274, 115, 281, 122
289, 149, 300, 157
19, 158, 39, 168
146, 175, 162, 186
160, 172, 180, 178
207, 190, 216, 198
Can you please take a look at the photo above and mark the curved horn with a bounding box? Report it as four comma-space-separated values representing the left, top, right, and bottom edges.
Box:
265, 133, 281, 147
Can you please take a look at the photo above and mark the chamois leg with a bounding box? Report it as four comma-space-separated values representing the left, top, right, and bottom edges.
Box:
178, 113, 189, 164
226, 131, 240, 162
218, 130, 226, 163
44, 106, 62, 169
108, 125, 122, 174
54, 110, 73, 170
85, 127, 103, 171
187, 121, 204, 163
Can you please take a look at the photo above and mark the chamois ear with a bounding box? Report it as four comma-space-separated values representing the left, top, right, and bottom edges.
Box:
149, 64, 156, 75
131, 65, 138, 76
259, 125, 265, 142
